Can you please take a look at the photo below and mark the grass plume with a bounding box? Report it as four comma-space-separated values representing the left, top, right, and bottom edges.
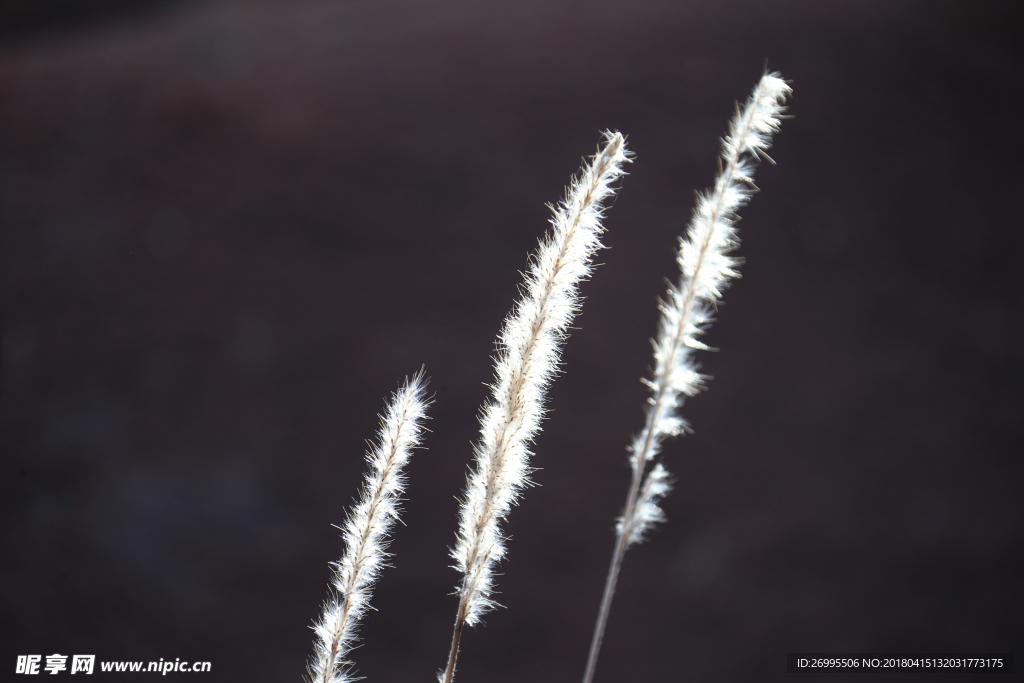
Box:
308, 371, 430, 683
441, 132, 631, 683
581, 72, 791, 683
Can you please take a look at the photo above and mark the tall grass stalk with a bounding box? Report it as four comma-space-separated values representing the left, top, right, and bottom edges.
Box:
581, 72, 791, 683
308, 371, 430, 683
441, 132, 631, 683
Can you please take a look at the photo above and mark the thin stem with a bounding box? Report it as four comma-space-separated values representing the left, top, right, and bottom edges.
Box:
441, 602, 468, 683
581, 461, 642, 683
582, 365, 669, 683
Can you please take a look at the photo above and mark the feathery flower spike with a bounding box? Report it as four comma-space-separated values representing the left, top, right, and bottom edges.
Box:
308, 371, 430, 683
582, 72, 790, 683
441, 132, 631, 683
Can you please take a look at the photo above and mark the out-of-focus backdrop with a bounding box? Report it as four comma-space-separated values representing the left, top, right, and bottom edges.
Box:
2, 0, 1021, 681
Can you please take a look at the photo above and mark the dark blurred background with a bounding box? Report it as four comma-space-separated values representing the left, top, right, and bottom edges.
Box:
2, 0, 1021, 681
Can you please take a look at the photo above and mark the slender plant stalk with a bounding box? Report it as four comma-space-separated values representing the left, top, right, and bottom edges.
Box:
308, 371, 430, 683
441, 132, 631, 683
582, 72, 791, 683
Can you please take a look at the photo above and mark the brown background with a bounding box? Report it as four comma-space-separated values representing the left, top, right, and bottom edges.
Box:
2, 0, 1021, 681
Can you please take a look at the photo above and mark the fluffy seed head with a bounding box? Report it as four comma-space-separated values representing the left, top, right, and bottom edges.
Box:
451, 132, 631, 627
308, 372, 430, 683
626, 72, 790, 533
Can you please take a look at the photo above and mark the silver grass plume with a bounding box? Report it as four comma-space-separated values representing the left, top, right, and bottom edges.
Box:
626, 72, 790, 541
441, 132, 631, 683
582, 72, 790, 683
308, 371, 430, 683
